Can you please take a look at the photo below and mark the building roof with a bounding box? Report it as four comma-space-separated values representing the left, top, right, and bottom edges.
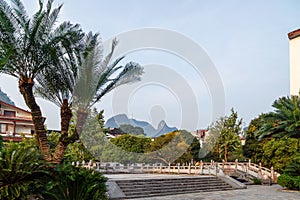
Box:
0, 100, 31, 114
288, 28, 300, 40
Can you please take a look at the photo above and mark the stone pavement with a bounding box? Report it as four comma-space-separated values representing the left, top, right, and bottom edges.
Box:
105, 174, 299, 200
130, 185, 299, 200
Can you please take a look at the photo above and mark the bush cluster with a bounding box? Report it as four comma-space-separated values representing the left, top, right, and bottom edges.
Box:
0, 143, 107, 200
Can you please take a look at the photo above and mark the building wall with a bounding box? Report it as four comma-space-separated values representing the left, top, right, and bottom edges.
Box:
0, 101, 34, 138
15, 125, 33, 135
290, 35, 300, 95
0, 103, 31, 118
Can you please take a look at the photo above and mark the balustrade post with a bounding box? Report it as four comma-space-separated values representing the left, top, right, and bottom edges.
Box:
200, 160, 203, 175
76, 161, 80, 167
168, 163, 171, 173
141, 164, 144, 173
258, 162, 262, 178
177, 163, 180, 174
271, 166, 274, 181
82, 160, 85, 168
188, 163, 191, 174
88, 160, 93, 169
222, 159, 225, 171
160, 163, 163, 174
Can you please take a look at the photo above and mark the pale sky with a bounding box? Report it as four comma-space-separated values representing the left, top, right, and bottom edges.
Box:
1, 0, 300, 131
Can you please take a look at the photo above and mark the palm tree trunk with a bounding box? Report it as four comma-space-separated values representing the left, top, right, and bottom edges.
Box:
18, 76, 52, 162
52, 99, 74, 164
76, 109, 89, 135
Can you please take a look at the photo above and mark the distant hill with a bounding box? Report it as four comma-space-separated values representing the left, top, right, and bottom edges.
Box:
105, 114, 177, 137
0, 89, 15, 105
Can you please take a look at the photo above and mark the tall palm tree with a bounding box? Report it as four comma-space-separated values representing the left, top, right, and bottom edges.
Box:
0, 0, 83, 161
35, 32, 143, 164
256, 95, 300, 140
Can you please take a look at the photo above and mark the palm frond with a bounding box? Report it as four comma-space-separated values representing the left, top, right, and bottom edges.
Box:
93, 62, 143, 105
10, 0, 29, 30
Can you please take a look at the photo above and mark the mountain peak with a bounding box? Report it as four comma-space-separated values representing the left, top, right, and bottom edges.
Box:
105, 115, 177, 137
0, 89, 15, 105
157, 120, 167, 129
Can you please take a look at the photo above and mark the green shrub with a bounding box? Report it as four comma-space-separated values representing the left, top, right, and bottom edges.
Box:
44, 164, 108, 200
293, 176, 300, 190
0, 145, 48, 200
277, 174, 297, 190
252, 178, 261, 185
0, 135, 3, 151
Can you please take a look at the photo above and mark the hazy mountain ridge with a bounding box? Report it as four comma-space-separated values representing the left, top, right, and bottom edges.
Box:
0, 89, 15, 105
105, 114, 177, 137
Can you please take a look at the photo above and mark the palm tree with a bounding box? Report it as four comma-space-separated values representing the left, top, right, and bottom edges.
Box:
0, 0, 83, 161
73, 34, 143, 134
35, 32, 143, 163
256, 95, 300, 140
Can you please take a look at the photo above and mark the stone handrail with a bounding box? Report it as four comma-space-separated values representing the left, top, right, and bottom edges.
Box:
72, 159, 279, 183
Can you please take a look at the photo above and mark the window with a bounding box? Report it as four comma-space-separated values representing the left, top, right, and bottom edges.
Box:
0, 124, 6, 133
4, 110, 16, 117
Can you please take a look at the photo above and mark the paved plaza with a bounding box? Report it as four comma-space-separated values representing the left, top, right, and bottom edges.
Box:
105, 174, 300, 200
131, 185, 299, 200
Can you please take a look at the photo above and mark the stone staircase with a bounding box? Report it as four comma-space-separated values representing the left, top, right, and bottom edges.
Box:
108, 176, 234, 199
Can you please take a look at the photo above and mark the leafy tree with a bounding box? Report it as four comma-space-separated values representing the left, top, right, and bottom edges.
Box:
146, 130, 194, 165
243, 114, 271, 163
0, 0, 83, 162
283, 153, 300, 177
176, 136, 201, 164
80, 109, 108, 161
119, 124, 145, 135
262, 138, 299, 172
205, 108, 243, 162
277, 153, 300, 190
111, 134, 150, 153
48, 131, 94, 163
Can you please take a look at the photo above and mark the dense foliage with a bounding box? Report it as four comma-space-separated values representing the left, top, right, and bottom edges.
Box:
243, 114, 268, 163
0, 135, 3, 151
0, 138, 108, 199
0, 142, 47, 200
203, 109, 243, 162
243, 95, 300, 190
44, 164, 107, 200
119, 124, 145, 136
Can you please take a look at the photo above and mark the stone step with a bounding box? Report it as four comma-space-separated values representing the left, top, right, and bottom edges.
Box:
116, 177, 219, 184
117, 178, 222, 185
123, 184, 232, 195
118, 180, 228, 190
110, 176, 233, 199
110, 187, 232, 199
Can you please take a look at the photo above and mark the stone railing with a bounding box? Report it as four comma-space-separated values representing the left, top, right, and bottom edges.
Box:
72, 159, 280, 183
